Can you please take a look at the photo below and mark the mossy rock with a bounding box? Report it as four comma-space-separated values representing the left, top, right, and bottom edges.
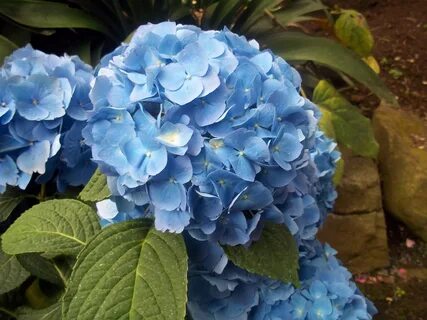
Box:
373, 104, 427, 241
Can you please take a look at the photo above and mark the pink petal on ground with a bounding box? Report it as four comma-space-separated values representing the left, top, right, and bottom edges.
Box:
406, 238, 416, 248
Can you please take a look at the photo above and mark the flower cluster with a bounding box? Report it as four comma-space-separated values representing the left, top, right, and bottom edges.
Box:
0, 45, 95, 192
187, 240, 377, 320
85, 22, 324, 246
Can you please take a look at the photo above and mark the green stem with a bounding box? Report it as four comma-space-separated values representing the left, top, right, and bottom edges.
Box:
0, 307, 17, 318
53, 262, 68, 288
39, 184, 46, 201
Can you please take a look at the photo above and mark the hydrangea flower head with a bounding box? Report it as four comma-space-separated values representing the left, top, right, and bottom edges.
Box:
0, 45, 95, 192
86, 22, 326, 244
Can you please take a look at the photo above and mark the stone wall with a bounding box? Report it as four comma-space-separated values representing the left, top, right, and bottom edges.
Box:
318, 147, 390, 274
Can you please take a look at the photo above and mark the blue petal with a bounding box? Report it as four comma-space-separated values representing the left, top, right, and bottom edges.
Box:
177, 42, 209, 76
156, 122, 193, 148
165, 77, 203, 105
189, 189, 223, 221
258, 165, 296, 187
309, 280, 328, 299
231, 181, 273, 211
155, 208, 191, 233
16, 141, 50, 174
199, 67, 220, 97
149, 180, 183, 210
229, 155, 256, 182
170, 155, 193, 184
243, 136, 270, 162
158, 63, 186, 91
272, 133, 303, 169
96, 199, 119, 220
194, 99, 226, 127
0, 156, 18, 186
208, 169, 247, 207
89, 76, 112, 108
250, 51, 273, 74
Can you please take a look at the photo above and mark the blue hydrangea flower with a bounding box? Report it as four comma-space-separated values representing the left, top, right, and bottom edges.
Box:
86, 22, 336, 241
0, 45, 95, 192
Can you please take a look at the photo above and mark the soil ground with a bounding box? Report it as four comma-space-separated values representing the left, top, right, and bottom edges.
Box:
357, 215, 427, 320
325, 1, 427, 319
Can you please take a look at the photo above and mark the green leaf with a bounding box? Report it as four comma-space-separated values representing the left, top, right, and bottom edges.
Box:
78, 169, 111, 202
325, 97, 379, 158
273, 0, 326, 25
17, 254, 66, 286
247, 0, 326, 36
312, 79, 340, 104
264, 32, 397, 105
224, 223, 299, 286
0, 0, 111, 36
0, 35, 18, 64
313, 81, 379, 158
240, 0, 282, 32
1, 199, 100, 256
209, 0, 242, 29
0, 188, 27, 223
0, 247, 30, 294
334, 10, 374, 57
62, 220, 188, 320
16, 303, 61, 320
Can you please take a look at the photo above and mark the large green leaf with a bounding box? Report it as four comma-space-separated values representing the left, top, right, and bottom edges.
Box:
224, 223, 299, 286
0, 35, 18, 64
0, 0, 111, 36
1, 199, 100, 256
313, 80, 379, 159
0, 247, 29, 294
79, 169, 111, 202
0, 188, 27, 223
334, 10, 373, 57
264, 32, 397, 105
62, 220, 188, 320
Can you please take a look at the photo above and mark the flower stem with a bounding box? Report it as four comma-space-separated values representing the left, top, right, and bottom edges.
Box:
0, 307, 17, 318
39, 184, 46, 201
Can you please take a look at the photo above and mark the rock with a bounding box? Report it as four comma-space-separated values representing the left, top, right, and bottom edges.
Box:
373, 104, 427, 241
318, 211, 389, 273
334, 147, 382, 214
318, 146, 389, 272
